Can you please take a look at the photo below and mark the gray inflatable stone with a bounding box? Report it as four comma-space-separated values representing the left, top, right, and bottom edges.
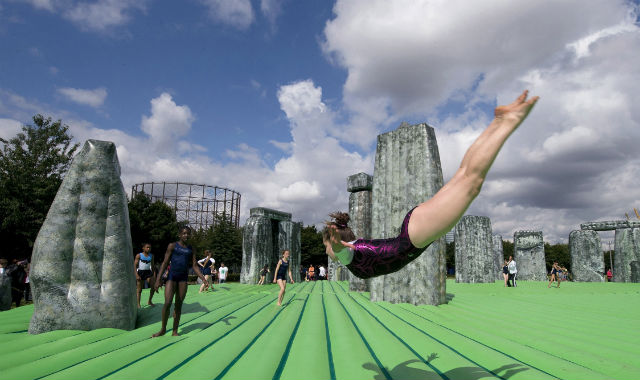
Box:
493, 235, 504, 280
613, 228, 640, 283
454, 216, 494, 283
241, 208, 301, 284
569, 230, 604, 282
29, 140, 137, 334
347, 172, 372, 292
581, 220, 640, 231
369, 122, 446, 306
0, 274, 11, 311
513, 231, 546, 281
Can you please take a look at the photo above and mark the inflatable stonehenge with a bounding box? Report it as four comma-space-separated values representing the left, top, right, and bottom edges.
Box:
29, 140, 137, 334
240, 207, 301, 284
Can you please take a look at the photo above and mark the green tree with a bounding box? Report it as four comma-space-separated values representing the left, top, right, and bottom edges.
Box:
0, 115, 79, 260
204, 215, 243, 273
300, 225, 325, 266
544, 243, 570, 272
502, 240, 514, 260
128, 193, 178, 263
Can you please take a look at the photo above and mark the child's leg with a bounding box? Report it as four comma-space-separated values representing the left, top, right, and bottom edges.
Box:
277, 279, 286, 306
172, 281, 189, 336
136, 278, 143, 308
408, 91, 538, 248
152, 280, 176, 337
147, 275, 156, 305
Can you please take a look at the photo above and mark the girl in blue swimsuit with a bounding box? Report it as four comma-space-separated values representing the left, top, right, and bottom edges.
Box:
325, 91, 539, 279
273, 250, 294, 306
152, 226, 208, 337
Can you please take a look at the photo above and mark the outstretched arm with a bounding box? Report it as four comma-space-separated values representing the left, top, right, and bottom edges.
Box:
408, 91, 539, 248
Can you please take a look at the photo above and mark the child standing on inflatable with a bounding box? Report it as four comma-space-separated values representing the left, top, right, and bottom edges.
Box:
324, 91, 539, 279
152, 226, 208, 337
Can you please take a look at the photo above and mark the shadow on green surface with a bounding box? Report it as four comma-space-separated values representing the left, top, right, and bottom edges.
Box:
135, 301, 210, 328
362, 354, 529, 380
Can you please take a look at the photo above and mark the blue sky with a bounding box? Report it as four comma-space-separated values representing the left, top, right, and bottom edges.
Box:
1, 0, 639, 244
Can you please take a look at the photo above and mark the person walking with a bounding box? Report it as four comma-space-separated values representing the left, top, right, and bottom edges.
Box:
197, 250, 215, 292
273, 250, 294, 306
258, 265, 269, 285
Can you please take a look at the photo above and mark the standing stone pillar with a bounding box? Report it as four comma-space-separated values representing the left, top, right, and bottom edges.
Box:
613, 228, 640, 283
369, 123, 446, 305
454, 216, 494, 283
513, 231, 546, 281
569, 230, 604, 282
29, 140, 137, 334
241, 208, 301, 284
493, 235, 504, 281
347, 173, 372, 292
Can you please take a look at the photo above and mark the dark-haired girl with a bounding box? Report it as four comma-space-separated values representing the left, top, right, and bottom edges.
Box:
152, 227, 208, 337
324, 91, 539, 279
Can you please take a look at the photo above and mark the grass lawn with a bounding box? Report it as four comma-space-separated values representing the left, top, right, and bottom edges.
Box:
0, 280, 638, 380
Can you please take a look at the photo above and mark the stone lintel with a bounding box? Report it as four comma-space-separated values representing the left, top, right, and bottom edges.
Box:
347, 173, 373, 193
249, 207, 291, 221
581, 220, 640, 231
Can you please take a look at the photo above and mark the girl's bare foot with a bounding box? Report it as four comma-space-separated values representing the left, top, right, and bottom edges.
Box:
172, 331, 179, 336
151, 329, 166, 338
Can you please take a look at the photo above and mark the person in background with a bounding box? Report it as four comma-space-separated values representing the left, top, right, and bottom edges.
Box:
308, 264, 315, 281
258, 265, 269, 285
607, 268, 613, 282
318, 264, 327, 280
134, 243, 156, 307
197, 250, 215, 292
218, 262, 228, 284
507, 256, 517, 287
502, 259, 509, 287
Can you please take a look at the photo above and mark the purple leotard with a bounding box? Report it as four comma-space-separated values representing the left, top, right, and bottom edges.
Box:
346, 207, 430, 279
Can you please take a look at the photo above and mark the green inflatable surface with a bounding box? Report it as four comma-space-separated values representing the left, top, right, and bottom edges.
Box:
0, 280, 638, 380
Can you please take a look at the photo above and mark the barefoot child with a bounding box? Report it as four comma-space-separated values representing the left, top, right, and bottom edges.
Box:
152, 227, 208, 337
272, 250, 294, 306
134, 243, 156, 307
324, 91, 539, 279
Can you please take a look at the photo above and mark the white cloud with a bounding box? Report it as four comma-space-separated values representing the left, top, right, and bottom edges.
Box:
20, 0, 148, 31
140, 93, 195, 152
278, 181, 320, 202
64, 0, 147, 31
200, 0, 254, 30
0, 118, 22, 141
24, 0, 55, 12
323, 0, 634, 117
321, 0, 640, 242
57, 87, 107, 108
260, 0, 283, 31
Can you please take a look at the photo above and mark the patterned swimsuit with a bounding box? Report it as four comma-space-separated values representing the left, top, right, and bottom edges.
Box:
346, 208, 430, 279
